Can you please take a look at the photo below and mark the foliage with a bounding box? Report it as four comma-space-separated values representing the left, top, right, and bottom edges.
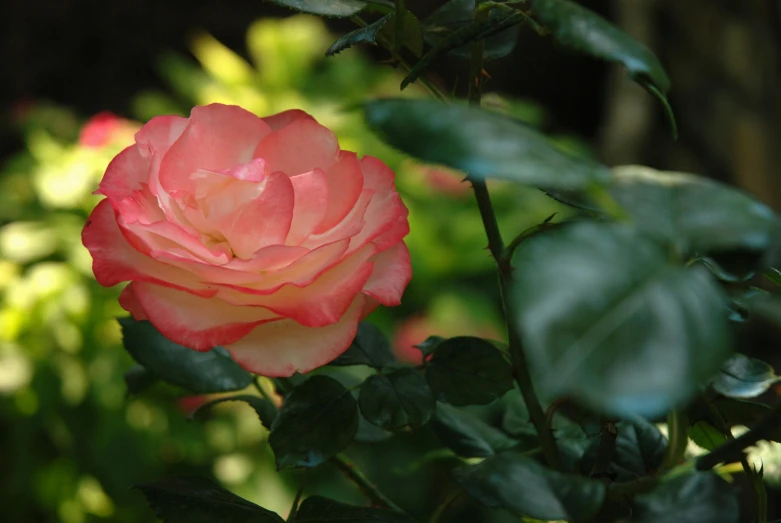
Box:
6, 1, 781, 522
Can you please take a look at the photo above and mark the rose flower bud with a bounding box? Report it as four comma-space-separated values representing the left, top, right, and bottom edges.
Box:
82, 104, 411, 376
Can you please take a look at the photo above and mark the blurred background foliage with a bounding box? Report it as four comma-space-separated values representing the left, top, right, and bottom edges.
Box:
0, 14, 581, 522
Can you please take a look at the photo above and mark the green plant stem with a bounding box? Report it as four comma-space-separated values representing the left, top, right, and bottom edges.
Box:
256, 377, 405, 514
429, 490, 461, 523
466, 3, 563, 472
659, 409, 688, 473
286, 485, 305, 521
393, 0, 406, 55
331, 454, 404, 513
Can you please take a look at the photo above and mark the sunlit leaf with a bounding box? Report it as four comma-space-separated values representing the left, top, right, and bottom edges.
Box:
454, 452, 605, 521
511, 221, 730, 418
189, 394, 278, 430
364, 99, 609, 189
712, 353, 779, 399
263, 0, 367, 17
269, 376, 358, 469
689, 421, 728, 451
134, 476, 284, 523
120, 318, 252, 394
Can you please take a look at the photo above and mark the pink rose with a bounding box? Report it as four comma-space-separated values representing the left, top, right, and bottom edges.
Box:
82, 104, 411, 376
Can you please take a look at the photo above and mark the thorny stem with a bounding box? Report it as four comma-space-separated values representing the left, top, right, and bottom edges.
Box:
331, 454, 405, 513
286, 485, 305, 521
254, 377, 405, 514
349, 16, 448, 103
467, 2, 563, 472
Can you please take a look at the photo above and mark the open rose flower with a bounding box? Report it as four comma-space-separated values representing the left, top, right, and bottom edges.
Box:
82, 104, 411, 376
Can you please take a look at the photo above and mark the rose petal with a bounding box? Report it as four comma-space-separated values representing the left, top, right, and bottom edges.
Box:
313, 151, 364, 234
118, 283, 147, 320
261, 109, 316, 131
346, 191, 408, 255
254, 118, 339, 176
211, 172, 295, 259
132, 281, 279, 350
362, 242, 412, 306
227, 295, 364, 376
302, 189, 373, 249
160, 104, 271, 194
82, 199, 215, 297
217, 244, 375, 327
95, 145, 149, 203
360, 155, 396, 193
286, 168, 329, 245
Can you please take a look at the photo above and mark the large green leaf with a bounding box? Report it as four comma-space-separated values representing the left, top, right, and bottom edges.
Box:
359, 368, 435, 431
432, 402, 526, 457
119, 318, 252, 394
263, 0, 367, 17
425, 336, 514, 406
454, 452, 605, 522
124, 364, 158, 395
328, 322, 395, 369
292, 496, 415, 522
608, 166, 777, 257
403, 8, 528, 89
363, 99, 609, 189
422, 0, 523, 60
631, 472, 739, 523
689, 421, 728, 451
510, 221, 730, 418
134, 476, 284, 523
711, 353, 779, 399
268, 376, 358, 469
326, 14, 392, 56
189, 394, 278, 430
530, 0, 673, 130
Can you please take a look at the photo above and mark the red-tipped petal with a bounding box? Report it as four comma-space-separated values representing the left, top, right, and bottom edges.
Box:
254, 118, 339, 176
362, 242, 412, 306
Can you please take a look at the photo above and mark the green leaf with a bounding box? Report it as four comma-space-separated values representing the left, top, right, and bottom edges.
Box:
710, 398, 772, 429
608, 166, 777, 258
189, 394, 277, 430
764, 267, 781, 285
689, 421, 728, 451
328, 322, 395, 369
631, 472, 739, 523
269, 376, 358, 469
414, 335, 445, 359
263, 0, 367, 17
355, 410, 393, 443
124, 364, 158, 395
363, 99, 610, 189
432, 402, 525, 457
326, 14, 392, 56
510, 221, 730, 418
712, 353, 779, 399
358, 368, 435, 431
379, 10, 424, 57
454, 452, 606, 522
403, 9, 528, 89
530, 0, 673, 129
134, 475, 284, 523
292, 495, 415, 522
120, 318, 252, 394
581, 418, 666, 480
425, 336, 514, 406
422, 0, 523, 60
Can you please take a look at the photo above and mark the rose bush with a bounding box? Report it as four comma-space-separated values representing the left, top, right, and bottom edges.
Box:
82, 103, 411, 376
